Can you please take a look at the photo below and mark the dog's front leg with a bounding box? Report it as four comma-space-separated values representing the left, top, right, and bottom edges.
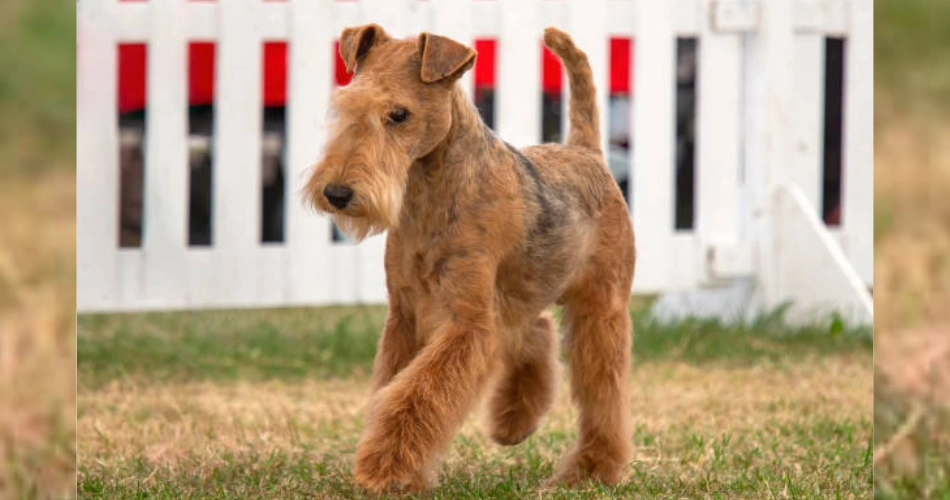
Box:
354, 291, 498, 494
370, 295, 417, 393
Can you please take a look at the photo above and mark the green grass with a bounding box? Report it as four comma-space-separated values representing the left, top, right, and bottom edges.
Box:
78, 306, 388, 389
78, 305, 871, 390
0, 0, 75, 176
875, 0, 950, 115
78, 416, 872, 499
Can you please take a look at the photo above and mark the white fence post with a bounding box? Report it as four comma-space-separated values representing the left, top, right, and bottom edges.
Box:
143, 0, 189, 307
696, 0, 743, 283
567, 0, 608, 155
746, 0, 796, 310
287, 0, 334, 305
213, 0, 264, 306
631, 0, 676, 293
497, 0, 541, 148
842, 0, 874, 286
77, 0, 119, 311
792, 28, 825, 212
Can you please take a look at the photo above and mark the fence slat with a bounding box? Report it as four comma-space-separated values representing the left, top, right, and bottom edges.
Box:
356, 235, 388, 303
695, 0, 742, 283
842, 0, 873, 285
116, 2, 150, 41
331, 1, 360, 35
260, 2, 290, 40
360, 0, 410, 37
673, 0, 701, 36
607, 0, 636, 37
401, 0, 431, 36
497, 0, 541, 147
185, 2, 218, 40
792, 33, 824, 211
287, 0, 334, 305
212, 0, 263, 305
142, 0, 189, 307
472, 1, 499, 37
631, 0, 676, 292
752, 0, 797, 307
568, 0, 608, 155
77, 0, 119, 312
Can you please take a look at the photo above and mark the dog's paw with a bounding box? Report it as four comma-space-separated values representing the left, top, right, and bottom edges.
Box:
488, 415, 539, 446
354, 442, 431, 495
554, 447, 627, 487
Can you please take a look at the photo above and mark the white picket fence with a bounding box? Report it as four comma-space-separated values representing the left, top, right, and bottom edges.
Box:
77, 0, 873, 322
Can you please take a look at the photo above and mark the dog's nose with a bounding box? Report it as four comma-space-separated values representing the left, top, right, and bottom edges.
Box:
323, 184, 354, 209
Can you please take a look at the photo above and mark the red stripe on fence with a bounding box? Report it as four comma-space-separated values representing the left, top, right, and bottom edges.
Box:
118, 43, 147, 113
473, 38, 495, 88
541, 43, 562, 93
189, 42, 216, 105
610, 37, 632, 94
263, 41, 288, 105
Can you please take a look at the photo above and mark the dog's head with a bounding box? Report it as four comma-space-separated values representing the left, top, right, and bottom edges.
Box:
303, 24, 477, 241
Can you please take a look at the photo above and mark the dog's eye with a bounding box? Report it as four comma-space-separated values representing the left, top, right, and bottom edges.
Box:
388, 108, 410, 124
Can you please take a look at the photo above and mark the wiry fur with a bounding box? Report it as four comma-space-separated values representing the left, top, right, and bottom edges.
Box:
304, 25, 636, 494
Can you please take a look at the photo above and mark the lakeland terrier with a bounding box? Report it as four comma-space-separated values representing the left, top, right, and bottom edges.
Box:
304, 24, 636, 494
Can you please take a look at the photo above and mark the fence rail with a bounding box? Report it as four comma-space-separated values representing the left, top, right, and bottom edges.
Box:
78, 0, 873, 315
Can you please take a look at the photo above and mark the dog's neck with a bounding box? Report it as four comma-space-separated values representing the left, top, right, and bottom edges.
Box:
401, 84, 497, 230
419, 85, 493, 170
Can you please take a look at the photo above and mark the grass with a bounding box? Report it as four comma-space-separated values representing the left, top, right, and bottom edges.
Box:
0, 0, 75, 178
0, 0, 77, 497
0, 175, 77, 498
875, 0, 950, 117
77, 305, 870, 390
77, 306, 872, 499
873, 0, 950, 497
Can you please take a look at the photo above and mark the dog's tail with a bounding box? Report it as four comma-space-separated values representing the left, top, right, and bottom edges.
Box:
543, 27, 600, 152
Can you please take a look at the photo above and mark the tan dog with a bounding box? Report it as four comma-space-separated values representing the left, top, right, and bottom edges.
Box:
305, 25, 636, 494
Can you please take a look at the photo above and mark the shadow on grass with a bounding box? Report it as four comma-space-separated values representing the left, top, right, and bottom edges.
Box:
78, 304, 871, 389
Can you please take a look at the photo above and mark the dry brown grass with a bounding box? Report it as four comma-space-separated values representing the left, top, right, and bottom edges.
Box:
0, 172, 77, 498
874, 111, 950, 332
873, 105, 950, 495
77, 357, 872, 485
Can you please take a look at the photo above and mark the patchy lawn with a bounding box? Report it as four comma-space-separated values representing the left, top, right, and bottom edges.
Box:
874, 0, 950, 496
77, 307, 872, 499
0, 173, 77, 498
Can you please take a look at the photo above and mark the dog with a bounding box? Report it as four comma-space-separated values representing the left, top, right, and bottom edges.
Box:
304, 24, 636, 494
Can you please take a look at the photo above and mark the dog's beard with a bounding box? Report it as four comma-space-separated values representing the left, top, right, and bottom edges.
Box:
331, 174, 405, 242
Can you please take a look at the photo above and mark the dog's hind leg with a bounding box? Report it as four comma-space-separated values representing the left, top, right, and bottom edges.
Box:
487, 311, 558, 445
555, 206, 635, 485
557, 283, 632, 485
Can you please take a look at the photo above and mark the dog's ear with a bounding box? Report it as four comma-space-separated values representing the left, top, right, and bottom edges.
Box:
417, 33, 477, 83
340, 24, 390, 74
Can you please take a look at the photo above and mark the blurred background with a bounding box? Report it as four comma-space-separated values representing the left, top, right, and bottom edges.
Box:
11, 0, 948, 497
0, 0, 77, 497
873, 0, 950, 497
